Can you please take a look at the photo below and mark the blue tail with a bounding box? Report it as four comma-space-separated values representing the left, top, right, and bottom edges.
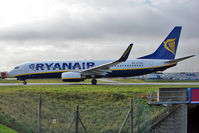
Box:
139, 26, 182, 60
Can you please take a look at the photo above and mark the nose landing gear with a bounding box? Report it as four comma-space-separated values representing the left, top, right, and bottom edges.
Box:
91, 79, 97, 85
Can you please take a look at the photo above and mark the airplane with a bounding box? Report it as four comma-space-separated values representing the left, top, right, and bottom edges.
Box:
8, 26, 194, 85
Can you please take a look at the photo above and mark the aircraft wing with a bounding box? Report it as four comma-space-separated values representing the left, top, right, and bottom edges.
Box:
166, 55, 195, 64
81, 44, 133, 76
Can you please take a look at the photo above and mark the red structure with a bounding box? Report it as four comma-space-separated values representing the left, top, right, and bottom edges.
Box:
190, 88, 199, 104
0, 72, 7, 79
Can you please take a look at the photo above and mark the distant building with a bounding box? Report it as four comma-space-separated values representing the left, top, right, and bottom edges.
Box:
146, 73, 163, 79
128, 72, 199, 81
148, 72, 199, 81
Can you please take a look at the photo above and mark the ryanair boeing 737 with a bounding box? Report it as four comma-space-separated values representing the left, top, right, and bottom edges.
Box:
8, 26, 194, 85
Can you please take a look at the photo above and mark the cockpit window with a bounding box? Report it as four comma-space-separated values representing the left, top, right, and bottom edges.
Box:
14, 66, 20, 69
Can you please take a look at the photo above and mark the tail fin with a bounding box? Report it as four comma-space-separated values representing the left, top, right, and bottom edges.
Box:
139, 26, 182, 60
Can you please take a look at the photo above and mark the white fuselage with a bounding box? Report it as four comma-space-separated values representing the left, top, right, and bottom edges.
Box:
8, 59, 175, 80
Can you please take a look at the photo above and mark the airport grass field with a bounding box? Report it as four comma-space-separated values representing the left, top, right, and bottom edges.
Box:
0, 79, 199, 132
0, 123, 19, 133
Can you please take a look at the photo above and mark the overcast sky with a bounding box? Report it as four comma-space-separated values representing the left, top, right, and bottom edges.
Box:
0, 0, 198, 72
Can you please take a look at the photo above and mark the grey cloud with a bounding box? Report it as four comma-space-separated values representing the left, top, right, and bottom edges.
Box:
0, 0, 198, 72
1, 0, 198, 41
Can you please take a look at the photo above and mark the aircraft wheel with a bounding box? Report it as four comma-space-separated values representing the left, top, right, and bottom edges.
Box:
23, 80, 27, 85
91, 79, 97, 85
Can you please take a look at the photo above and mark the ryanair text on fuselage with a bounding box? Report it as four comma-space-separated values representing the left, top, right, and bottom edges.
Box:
29, 62, 95, 71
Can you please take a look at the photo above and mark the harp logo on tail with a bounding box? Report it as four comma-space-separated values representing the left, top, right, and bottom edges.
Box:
164, 39, 176, 55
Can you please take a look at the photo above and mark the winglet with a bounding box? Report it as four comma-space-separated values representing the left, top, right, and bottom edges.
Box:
117, 44, 133, 62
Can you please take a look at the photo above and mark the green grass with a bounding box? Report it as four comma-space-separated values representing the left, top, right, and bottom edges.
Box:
0, 124, 19, 133
0, 84, 194, 95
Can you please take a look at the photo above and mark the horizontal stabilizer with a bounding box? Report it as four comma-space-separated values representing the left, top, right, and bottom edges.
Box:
166, 55, 195, 64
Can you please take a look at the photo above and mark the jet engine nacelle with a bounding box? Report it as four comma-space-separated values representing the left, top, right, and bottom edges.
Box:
61, 72, 84, 82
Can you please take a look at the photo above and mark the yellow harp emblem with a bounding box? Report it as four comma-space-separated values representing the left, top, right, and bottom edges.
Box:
164, 39, 176, 55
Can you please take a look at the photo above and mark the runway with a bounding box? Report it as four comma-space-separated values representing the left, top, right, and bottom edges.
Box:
0, 82, 199, 86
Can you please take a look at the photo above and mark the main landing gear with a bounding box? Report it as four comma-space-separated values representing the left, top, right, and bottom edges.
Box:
91, 79, 97, 85
23, 80, 27, 85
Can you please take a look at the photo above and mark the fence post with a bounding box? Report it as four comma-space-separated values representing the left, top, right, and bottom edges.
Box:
130, 99, 133, 133
38, 94, 41, 133
137, 98, 140, 133
75, 105, 79, 133
148, 92, 152, 104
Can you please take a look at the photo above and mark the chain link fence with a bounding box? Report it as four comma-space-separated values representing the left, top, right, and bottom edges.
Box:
0, 91, 151, 133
